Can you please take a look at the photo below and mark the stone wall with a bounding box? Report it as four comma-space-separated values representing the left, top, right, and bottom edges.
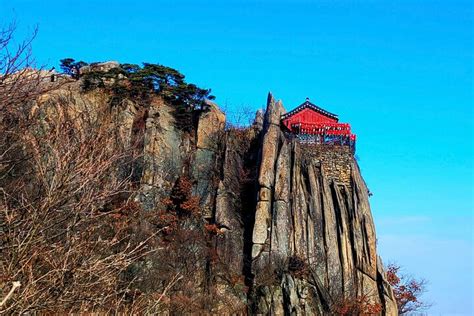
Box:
301, 144, 354, 187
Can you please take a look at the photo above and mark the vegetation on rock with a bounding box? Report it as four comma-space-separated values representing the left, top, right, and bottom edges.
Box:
331, 294, 383, 315
60, 58, 215, 132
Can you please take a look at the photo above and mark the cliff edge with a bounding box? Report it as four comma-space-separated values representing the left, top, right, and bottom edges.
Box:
193, 93, 398, 314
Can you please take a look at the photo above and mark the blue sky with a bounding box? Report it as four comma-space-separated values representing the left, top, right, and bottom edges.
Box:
1, 0, 472, 314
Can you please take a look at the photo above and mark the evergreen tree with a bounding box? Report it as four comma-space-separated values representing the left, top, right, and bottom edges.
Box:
59, 58, 88, 79
62, 58, 215, 132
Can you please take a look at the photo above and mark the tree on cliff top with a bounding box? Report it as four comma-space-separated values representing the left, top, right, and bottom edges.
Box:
59, 58, 86, 79
59, 58, 215, 132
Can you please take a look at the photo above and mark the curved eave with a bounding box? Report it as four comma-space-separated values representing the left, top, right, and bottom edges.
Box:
280, 100, 339, 121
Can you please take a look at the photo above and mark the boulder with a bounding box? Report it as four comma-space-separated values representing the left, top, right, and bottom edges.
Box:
80, 61, 120, 74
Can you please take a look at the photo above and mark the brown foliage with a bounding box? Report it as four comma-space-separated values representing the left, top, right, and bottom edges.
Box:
331, 294, 382, 316
204, 223, 223, 235
168, 175, 201, 217
157, 175, 202, 237
386, 264, 429, 314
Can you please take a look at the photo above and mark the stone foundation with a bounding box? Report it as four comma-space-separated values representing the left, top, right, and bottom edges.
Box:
301, 144, 353, 186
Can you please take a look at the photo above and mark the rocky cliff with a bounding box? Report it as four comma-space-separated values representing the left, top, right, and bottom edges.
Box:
23, 80, 397, 314
192, 93, 398, 315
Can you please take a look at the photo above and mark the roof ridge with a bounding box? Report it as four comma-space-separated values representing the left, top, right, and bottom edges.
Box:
281, 99, 338, 120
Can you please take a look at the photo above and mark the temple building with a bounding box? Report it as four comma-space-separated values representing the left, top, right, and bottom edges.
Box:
281, 98, 356, 151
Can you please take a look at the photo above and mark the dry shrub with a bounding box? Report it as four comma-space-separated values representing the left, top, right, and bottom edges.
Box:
0, 93, 163, 313
329, 281, 382, 316
204, 223, 223, 235
168, 175, 201, 217
227, 126, 255, 155
139, 172, 235, 314
331, 294, 382, 316
287, 255, 309, 279
0, 23, 63, 115
157, 175, 201, 237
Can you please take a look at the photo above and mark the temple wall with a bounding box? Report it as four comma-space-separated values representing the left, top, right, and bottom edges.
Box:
301, 144, 353, 186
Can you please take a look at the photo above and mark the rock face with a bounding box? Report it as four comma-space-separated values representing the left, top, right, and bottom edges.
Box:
35, 84, 397, 314
190, 92, 397, 314
194, 100, 226, 218
244, 93, 397, 315
79, 61, 120, 74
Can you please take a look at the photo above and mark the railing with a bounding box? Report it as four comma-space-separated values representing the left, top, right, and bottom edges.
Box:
286, 122, 356, 152
289, 122, 354, 136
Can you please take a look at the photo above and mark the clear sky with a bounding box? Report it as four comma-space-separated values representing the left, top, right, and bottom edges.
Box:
1, 0, 472, 314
